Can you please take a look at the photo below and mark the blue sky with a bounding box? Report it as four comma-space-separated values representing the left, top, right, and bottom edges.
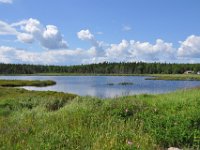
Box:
0, 0, 200, 65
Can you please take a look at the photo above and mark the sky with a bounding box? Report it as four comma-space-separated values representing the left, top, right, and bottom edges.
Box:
0, 0, 200, 65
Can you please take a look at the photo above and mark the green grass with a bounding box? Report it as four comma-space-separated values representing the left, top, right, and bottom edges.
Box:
146, 74, 200, 81
0, 87, 200, 149
0, 80, 56, 87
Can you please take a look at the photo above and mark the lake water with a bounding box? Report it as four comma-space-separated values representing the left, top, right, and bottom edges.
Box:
0, 76, 200, 98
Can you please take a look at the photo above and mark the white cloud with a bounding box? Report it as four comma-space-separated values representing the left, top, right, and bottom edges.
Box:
41, 25, 67, 49
106, 40, 129, 57
0, 46, 97, 65
129, 39, 175, 61
22, 18, 42, 35
82, 57, 107, 64
122, 25, 132, 31
77, 29, 105, 57
17, 33, 34, 43
14, 49, 79, 64
77, 29, 94, 41
0, 20, 18, 35
0, 0, 12, 4
1, 18, 200, 64
11, 20, 28, 27
0, 46, 15, 63
178, 35, 200, 58
1, 34, 199, 65
2, 18, 68, 49
105, 39, 175, 62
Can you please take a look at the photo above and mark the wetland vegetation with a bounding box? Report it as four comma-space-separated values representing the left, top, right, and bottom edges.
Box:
146, 74, 200, 81
0, 85, 200, 149
0, 79, 56, 87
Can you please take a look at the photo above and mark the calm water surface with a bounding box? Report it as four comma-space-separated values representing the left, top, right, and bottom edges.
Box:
0, 76, 200, 98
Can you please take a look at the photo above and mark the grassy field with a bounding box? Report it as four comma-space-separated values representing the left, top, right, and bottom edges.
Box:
0, 80, 56, 87
0, 86, 200, 149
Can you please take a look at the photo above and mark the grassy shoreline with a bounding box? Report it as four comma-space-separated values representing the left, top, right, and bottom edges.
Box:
0, 73, 149, 76
0, 79, 56, 87
1, 73, 200, 80
0, 86, 200, 149
145, 74, 200, 81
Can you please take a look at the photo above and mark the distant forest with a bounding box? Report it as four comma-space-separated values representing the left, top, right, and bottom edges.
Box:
0, 62, 200, 74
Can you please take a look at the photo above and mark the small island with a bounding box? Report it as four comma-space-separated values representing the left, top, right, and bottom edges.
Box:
107, 82, 134, 86
0, 80, 56, 87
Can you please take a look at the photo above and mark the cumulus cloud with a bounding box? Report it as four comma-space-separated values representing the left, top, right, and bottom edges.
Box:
41, 25, 67, 49
1, 35, 199, 65
0, 0, 12, 4
75, 29, 184, 63
77, 29, 105, 56
80, 31, 176, 63
106, 40, 129, 57
0, 46, 16, 63
105, 39, 175, 62
128, 39, 175, 61
178, 35, 200, 58
0, 20, 18, 35
1, 18, 200, 64
0, 46, 96, 65
1, 18, 68, 49
19, 18, 42, 37
17, 33, 34, 43
77, 29, 94, 41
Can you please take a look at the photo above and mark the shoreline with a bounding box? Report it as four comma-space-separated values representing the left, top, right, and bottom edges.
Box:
1, 73, 200, 81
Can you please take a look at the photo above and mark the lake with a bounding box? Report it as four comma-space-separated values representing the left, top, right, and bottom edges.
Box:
0, 76, 200, 98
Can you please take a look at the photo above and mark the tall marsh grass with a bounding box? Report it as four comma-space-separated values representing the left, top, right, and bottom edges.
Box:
0, 80, 56, 87
0, 87, 199, 149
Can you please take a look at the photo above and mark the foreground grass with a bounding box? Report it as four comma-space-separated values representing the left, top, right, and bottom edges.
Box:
0, 87, 200, 149
0, 80, 56, 87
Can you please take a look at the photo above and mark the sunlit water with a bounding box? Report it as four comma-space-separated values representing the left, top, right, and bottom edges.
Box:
0, 76, 200, 98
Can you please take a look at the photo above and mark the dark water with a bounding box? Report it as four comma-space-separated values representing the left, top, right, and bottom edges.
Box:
0, 76, 200, 98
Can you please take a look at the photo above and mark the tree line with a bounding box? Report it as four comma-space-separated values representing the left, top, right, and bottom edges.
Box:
0, 62, 200, 74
